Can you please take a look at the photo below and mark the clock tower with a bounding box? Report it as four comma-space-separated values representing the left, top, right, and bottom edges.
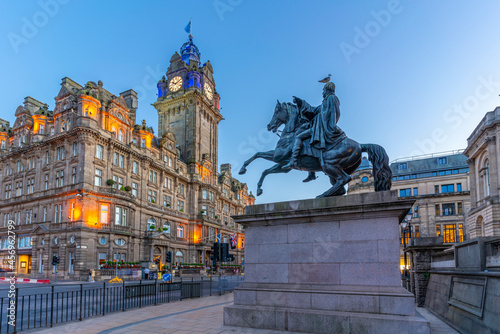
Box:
154, 35, 222, 178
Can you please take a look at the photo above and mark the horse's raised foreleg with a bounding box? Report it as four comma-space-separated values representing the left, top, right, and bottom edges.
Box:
256, 163, 291, 196
239, 150, 276, 175
317, 161, 351, 198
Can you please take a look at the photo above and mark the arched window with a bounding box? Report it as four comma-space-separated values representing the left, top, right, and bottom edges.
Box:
1, 140, 5, 149
175, 250, 184, 264
485, 161, 490, 197
477, 216, 485, 237
61, 121, 65, 132
163, 222, 171, 234
50, 127, 54, 136
118, 129, 123, 141
147, 218, 157, 230
177, 225, 184, 238
39, 124, 44, 134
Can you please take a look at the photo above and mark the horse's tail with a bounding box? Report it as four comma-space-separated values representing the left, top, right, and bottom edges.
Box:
361, 143, 392, 191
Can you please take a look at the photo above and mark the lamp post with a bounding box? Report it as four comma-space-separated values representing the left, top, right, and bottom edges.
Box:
401, 213, 412, 290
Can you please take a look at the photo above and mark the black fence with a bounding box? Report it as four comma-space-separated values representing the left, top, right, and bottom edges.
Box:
0, 275, 243, 333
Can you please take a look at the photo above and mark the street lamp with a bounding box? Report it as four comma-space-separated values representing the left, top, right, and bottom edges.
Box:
401, 213, 412, 290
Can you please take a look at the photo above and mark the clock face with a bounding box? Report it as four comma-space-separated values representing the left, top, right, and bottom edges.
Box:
204, 83, 213, 100
169, 76, 183, 92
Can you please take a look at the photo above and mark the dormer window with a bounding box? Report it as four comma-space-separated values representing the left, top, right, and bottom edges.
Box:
39, 124, 44, 134
50, 127, 54, 136
141, 138, 146, 148
84, 107, 89, 117
118, 129, 123, 141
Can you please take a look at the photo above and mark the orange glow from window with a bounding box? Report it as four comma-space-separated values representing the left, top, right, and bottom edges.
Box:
138, 130, 153, 148
73, 202, 82, 221
81, 96, 101, 118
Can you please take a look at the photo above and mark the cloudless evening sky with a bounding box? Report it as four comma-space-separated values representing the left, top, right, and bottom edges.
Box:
1, 1, 500, 203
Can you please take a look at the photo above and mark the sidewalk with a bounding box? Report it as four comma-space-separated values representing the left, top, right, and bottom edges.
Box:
29, 294, 459, 334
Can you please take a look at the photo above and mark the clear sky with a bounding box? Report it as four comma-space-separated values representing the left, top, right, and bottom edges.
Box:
1, 1, 500, 203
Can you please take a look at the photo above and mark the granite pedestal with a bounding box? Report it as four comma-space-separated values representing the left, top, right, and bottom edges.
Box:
224, 191, 430, 333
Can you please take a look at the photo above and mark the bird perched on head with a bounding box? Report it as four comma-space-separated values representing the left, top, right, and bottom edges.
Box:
319, 74, 331, 83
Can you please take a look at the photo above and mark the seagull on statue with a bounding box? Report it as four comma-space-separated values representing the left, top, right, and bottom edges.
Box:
319, 74, 331, 83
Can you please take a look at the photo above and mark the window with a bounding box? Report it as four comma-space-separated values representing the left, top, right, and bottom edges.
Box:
442, 203, 455, 216
202, 190, 208, 199
163, 222, 171, 234
399, 188, 411, 197
177, 200, 184, 212
50, 127, 54, 135
94, 169, 102, 186
114, 153, 119, 166
54, 204, 62, 223
133, 161, 139, 174
178, 184, 185, 195
15, 181, 23, 196
45, 151, 50, 164
457, 202, 463, 215
118, 129, 123, 141
399, 163, 407, 170
441, 184, 454, 193
56, 147, 65, 161
115, 207, 127, 226
4, 184, 11, 199
119, 155, 124, 168
165, 177, 172, 189
55, 170, 64, 188
61, 121, 66, 132
72, 167, 77, 184
132, 182, 138, 197
435, 204, 441, 216
147, 218, 156, 230
438, 157, 448, 165
149, 171, 157, 183
458, 224, 464, 242
17, 161, 23, 172
177, 225, 184, 238
1, 140, 5, 149
43, 207, 47, 222
443, 224, 457, 243
434, 185, 439, 194
413, 188, 418, 196
99, 237, 107, 245
115, 238, 125, 246
112, 176, 124, 189
148, 189, 157, 203
96, 145, 103, 159
413, 205, 418, 218
70, 202, 75, 221
100, 204, 108, 223
26, 177, 35, 194
73, 142, 78, 156
141, 138, 146, 148
163, 195, 171, 207
457, 183, 462, 192
175, 250, 184, 264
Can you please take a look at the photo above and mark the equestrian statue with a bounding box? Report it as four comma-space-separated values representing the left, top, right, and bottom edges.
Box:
238, 81, 392, 198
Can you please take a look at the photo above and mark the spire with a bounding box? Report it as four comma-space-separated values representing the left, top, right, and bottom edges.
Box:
180, 35, 200, 65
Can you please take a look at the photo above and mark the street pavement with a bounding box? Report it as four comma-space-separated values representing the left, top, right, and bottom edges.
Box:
27, 293, 460, 334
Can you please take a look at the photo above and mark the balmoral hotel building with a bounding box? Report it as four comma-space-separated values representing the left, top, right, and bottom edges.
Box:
0, 36, 254, 279
348, 152, 470, 269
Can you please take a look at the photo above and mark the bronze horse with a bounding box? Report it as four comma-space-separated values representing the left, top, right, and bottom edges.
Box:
238, 101, 392, 197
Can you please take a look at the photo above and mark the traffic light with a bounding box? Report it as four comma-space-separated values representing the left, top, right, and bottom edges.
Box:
154, 258, 160, 266
52, 255, 57, 266
166, 251, 172, 263
221, 243, 229, 262
211, 243, 220, 262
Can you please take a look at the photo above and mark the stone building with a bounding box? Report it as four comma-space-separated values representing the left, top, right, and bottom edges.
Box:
348, 151, 470, 269
0, 36, 254, 279
463, 106, 500, 237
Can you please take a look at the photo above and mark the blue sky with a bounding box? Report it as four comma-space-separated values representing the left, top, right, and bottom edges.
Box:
1, 1, 500, 203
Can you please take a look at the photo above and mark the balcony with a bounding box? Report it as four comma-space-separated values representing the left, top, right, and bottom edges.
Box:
96, 186, 136, 201
52, 221, 132, 234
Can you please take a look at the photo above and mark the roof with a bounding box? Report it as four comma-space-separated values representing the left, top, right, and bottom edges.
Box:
391, 153, 468, 175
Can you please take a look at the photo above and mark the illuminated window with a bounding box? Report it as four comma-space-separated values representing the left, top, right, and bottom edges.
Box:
443, 224, 457, 243
436, 225, 441, 237
100, 204, 108, 223
70, 202, 75, 221
61, 121, 65, 132
458, 224, 464, 242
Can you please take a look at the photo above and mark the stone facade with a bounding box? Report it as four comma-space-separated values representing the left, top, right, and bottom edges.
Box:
0, 37, 254, 279
349, 151, 470, 271
464, 106, 500, 238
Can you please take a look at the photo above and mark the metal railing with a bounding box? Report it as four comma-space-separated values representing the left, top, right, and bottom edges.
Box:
0, 275, 243, 333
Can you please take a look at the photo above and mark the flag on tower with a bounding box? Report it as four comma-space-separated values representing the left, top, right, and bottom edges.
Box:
230, 233, 237, 249
184, 20, 192, 34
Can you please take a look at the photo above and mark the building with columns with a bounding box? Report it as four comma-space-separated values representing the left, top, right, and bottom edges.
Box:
464, 106, 500, 238
0, 36, 254, 279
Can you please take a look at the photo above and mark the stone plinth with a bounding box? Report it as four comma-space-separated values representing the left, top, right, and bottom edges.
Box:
224, 191, 430, 333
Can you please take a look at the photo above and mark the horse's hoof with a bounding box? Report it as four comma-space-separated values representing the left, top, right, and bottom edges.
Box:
238, 167, 247, 175
257, 189, 263, 196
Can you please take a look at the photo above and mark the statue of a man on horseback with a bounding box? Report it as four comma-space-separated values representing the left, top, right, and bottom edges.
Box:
238, 80, 392, 198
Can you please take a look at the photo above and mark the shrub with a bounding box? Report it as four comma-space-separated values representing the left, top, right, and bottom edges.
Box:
106, 179, 115, 186
124, 186, 132, 192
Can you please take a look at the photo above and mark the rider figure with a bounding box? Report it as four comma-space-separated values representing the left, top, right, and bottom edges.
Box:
283, 81, 345, 169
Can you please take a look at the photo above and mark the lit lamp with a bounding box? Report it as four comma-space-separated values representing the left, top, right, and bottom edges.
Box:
401, 213, 412, 290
